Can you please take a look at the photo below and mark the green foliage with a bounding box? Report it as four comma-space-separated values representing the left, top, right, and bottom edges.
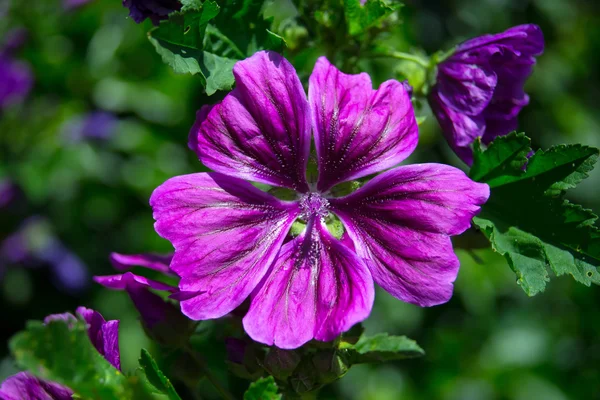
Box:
339, 333, 425, 363
139, 349, 182, 400
471, 133, 600, 295
9, 320, 139, 400
344, 0, 401, 35
148, 0, 285, 95
244, 376, 282, 400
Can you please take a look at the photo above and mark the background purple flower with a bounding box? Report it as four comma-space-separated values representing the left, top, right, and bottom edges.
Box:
0, 29, 33, 110
151, 51, 489, 349
429, 24, 544, 164
63, 111, 118, 143
123, 0, 182, 25
0, 217, 89, 295
0, 372, 73, 400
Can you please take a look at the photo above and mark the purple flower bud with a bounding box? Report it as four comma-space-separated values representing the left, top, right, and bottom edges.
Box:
429, 24, 544, 165
123, 0, 182, 25
94, 272, 192, 345
0, 372, 73, 400
225, 338, 247, 365
44, 307, 121, 370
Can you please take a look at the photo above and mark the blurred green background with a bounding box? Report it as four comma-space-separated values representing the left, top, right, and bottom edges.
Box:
1, 0, 599, 399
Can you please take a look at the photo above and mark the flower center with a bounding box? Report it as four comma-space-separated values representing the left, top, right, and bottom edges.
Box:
299, 192, 330, 221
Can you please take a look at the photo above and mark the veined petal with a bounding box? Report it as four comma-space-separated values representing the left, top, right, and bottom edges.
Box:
150, 172, 299, 320
243, 222, 374, 349
309, 57, 418, 192
193, 51, 311, 192
109, 253, 173, 275
330, 164, 489, 306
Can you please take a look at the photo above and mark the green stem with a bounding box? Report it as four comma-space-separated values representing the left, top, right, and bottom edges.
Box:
184, 345, 235, 400
382, 51, 430, 68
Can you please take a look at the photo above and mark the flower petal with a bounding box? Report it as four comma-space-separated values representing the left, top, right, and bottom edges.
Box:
457, 24, 544, 58
94, 272, 176, 292
436, 61, 497, 115
0, 372, 73, 400
309, 57, 418, 192
109, 252, 174, 275
151, 172, 299, 320
76, 307, 121, 370
330, 164, 489, 306
428, 90, 484, 165
193, 51, 311, 192
243, 222, 374, 349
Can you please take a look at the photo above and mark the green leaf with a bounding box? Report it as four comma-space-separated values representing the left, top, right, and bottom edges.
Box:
244, 376, 282, 400
139, 349, 182, 400
344, 0, 401, 36
148, 0, 285, 95
339, 333, 424, 364
9, 320, 132, 400
471, 132, 600, 295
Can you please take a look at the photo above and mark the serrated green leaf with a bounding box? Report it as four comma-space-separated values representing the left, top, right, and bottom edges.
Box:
244, 376, 282, 400
470, 132, 531, 186
471, 133, 600, 295
338, 333, 424, 364
9, 320, 132, 400
139, 349, 181, 400
148, 0, 284, 95
344, 0, 401, 36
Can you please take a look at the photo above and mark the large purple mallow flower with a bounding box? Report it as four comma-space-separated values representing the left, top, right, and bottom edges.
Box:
0, 372, 73, 400
429, 24, 544, 164
151, 51, 490, 349
123, 0, 182, 25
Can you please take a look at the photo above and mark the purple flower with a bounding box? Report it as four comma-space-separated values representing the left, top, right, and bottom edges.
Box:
0, 217, 89, 294
0, 57, 32, 110
0, 372, 73, 400
64, 111, 118, 142
123, 0, 182, 25
0, 29, 33, 110
151, 51, 489, 349
429, 24, 544, 164
45, 307, 121, 370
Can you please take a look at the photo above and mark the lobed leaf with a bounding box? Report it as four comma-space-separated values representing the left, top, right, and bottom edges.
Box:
9, 320, 133, 400
471, 132, 600, 295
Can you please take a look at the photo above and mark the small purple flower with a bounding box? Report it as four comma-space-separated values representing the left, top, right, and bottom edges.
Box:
0, 217, 89, 295
0, 57, 33, 110
45, 307, 121, 370
0, 372, 73, 400
151, 51, 489, 348
64, 111, 118, 142
429, 24, 544, 164
123, 0, 182, 25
